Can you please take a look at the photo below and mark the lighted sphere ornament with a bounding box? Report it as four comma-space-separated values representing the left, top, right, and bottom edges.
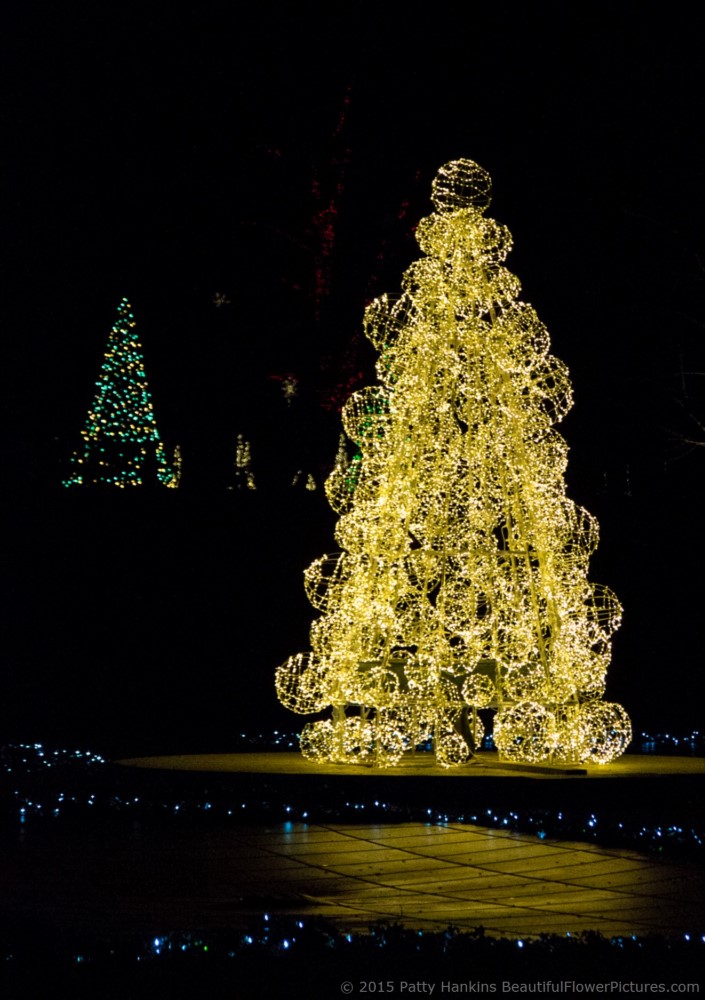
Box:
276, 159, 631, 767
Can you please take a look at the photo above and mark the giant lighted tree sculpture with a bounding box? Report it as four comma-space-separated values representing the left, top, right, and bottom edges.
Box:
63, 298, 175, 488
276, 160, 631, 768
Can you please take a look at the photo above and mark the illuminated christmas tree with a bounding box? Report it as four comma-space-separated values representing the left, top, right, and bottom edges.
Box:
63, 298, 175, 488
276, 160, 631, 768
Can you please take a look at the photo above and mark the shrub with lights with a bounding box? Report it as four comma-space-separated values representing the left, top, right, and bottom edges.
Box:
276, 160, 631, 768
63, 297, 175, 488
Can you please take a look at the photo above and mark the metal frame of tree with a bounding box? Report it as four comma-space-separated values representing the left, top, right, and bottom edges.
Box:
276, 159, 631, 768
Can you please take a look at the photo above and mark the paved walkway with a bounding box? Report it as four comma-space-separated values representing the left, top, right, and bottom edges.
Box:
3, 818, 703, 939
226, 821, 704, 937
100, 753, 705, 937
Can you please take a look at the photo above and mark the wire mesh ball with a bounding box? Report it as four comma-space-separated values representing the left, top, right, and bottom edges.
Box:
431, 159, 492, 213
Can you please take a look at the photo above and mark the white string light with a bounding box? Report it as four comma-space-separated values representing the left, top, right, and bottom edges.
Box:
276, 160, 631, 767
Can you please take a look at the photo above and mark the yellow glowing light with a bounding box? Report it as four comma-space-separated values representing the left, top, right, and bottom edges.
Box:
234, 434, 257, 490
167, 444, 182, 488
276, 159, 631, 768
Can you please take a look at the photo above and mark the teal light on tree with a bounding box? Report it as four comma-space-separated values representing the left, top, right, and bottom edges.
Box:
63, 298, 175, 488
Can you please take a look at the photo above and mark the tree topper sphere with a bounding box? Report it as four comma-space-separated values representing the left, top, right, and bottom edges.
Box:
431, 159, 492, 213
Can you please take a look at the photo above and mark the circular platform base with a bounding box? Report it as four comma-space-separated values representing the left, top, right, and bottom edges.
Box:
117, 750, 705, 780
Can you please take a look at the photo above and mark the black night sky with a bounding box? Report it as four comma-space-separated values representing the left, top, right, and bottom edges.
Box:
2, 3, 704, 755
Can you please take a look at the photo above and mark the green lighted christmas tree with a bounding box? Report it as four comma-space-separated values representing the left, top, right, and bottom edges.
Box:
63, 298, 175, 488
276, 159, 631, 768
